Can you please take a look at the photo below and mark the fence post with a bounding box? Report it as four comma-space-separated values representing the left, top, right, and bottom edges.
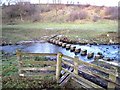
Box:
108, 66, 118, 89
73, 56, 79, 75
16, 49, 22, 75
56, 52, 62, 83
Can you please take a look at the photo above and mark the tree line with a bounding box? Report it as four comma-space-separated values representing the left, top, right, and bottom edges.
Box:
2, 1, 119, 24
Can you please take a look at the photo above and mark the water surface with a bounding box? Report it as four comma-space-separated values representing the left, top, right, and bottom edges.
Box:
1, 42, 120, 64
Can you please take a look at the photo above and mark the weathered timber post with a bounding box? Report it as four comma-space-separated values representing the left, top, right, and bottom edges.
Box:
73, 56, 79, 75
56, 52, 63, 83
107, 66, 118, 89
16, 49, 22, 75
94, 56, 99, 65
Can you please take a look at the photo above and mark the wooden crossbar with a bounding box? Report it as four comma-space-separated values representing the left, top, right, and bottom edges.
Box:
20, 52, 57, 57
16, 50, 119, 89
20, 67, 56, 71
78, 59, 116, 76
62, 67, 105, 89
22, 61, 56, 66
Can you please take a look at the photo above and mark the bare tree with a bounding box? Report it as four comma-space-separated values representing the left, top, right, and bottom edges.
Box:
105, 7, 118, 20
5, 0, 32, 21
0, 0, 17, 5
47, 0, 49, 4
39, 0, 40, 4
58, 0, 61, 4
15, 0, 30, 21
0, 0, 2, 5
67, 1, 69, 4
6, 0, 19, 4
53, 0, 56, 4
6, 0, 25, 21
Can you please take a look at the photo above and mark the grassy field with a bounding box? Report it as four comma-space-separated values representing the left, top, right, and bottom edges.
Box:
2, 20, 118, 44
2, 20, 117, 31
1, 53, 60, 89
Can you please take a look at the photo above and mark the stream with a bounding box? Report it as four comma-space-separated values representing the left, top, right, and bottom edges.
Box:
1, 42, 120, 66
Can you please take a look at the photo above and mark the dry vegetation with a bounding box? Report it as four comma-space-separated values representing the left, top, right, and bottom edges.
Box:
2, 3, 118, 24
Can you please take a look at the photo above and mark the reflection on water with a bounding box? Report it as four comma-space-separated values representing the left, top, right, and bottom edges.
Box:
22, 43, 76, 60
1, 42, 120, 63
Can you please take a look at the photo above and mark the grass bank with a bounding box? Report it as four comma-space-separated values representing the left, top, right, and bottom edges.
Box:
1, 53, 60, 89
2, 20, 117, 31
2, 20, 118, 44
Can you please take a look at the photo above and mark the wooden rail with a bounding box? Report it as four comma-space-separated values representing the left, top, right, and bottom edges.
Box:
16, 50, 57, 77
16, 50, 120, 89
56, 53, 119, 89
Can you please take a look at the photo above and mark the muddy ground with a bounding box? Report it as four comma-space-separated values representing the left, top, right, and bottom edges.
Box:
53, 32, 120, 45
1, 31, 120, 46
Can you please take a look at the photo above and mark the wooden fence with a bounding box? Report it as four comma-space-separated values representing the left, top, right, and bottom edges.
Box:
16, 50, 57, 77
16, 50, 120, 89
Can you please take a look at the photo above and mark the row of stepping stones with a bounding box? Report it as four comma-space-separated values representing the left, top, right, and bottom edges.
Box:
48, 39, 112, 61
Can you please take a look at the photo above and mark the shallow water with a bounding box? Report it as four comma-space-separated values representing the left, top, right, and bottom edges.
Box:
1, 42, 120, 63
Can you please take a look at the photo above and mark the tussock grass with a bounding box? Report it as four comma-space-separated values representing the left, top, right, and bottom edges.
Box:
2, 54, 59, 89
2, 20, 118, 44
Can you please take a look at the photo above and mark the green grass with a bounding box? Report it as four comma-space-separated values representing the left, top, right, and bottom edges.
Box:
2, 20, 117, 31
2, 55, 19, 77
1, 54, 59, 89
1, 20, 118, 44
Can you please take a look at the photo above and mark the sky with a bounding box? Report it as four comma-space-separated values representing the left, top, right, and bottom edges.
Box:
30, 0, 119, 6
1, 0, 120, 6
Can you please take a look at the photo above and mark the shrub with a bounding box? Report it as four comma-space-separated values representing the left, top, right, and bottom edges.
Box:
78, 10, 88, 19
69, 11, 79, 21
31, 13, 41, 22
40, 5, 52, 13
92, 15, 101, 22
69, 10, 88, 21
118, 7, 120, 20
105, 7, 118, 20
